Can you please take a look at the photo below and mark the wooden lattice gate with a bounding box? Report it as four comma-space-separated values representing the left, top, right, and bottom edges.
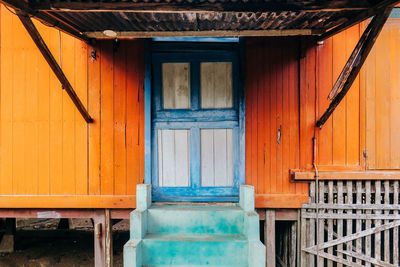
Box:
300, 180, 400, 267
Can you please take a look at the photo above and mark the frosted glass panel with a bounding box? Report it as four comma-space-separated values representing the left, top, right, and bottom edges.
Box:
158, 130, 190, 187
162, 63, 190, 109
201, 129, 233, 187
201, 62, 233, 108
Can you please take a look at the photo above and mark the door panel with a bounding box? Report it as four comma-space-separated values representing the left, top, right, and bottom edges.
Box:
200, 129, 233, 187
201, 62, 233, 109
162, 63, 191, 109
157, 129, 190, 187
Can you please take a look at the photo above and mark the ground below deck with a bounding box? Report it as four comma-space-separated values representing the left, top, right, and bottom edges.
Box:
0, 219, 129, 267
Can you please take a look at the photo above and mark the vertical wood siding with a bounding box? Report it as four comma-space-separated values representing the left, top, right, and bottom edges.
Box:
301, 25, 362, 172
0, 8, 144, 208
363, 19, 400, 170
245, 38, 308, 200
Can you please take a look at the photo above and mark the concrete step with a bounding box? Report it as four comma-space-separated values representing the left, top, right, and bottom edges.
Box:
147, 205, 245, 235
141, 233, 248, 266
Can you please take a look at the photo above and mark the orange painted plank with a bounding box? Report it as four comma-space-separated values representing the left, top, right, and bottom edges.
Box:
61, 33, 77, 195
288, 40, 300, 193
126, 41, 140, 195
275, 39, 283, 193
24, 25, 39, 195
74, 39, 88, 195
332, 31, 347, 166
88, 43, 101, 195
270, 40, 278, 194
100, 40, 115, 195
364, 21, 377, 170
281, 39, 290, 194
0, 195, 136, 209
345, 26, 360, 167
36, 21, 51, 195
375, 26, 391, 169
0, 7, 14, 195
114, 41, 127, 195
389, 22, 400, 169
255, 194, 309, 209
263, 39, 271, 194
299, 45, 316, 171
317, 38, 333, 166
49, 29, 64, 195
12, 16, 27, 195
256, 42, 265, 194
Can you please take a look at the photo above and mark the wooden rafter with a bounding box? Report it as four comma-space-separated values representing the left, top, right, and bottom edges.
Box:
16, 11, 93, 123
31, 0, 392, 13
0, 0, 90, 42
316, 6, 393, 128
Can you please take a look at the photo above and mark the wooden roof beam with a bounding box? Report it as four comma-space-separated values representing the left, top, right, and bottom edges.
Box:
30, 0, 383, 13
84, 29, 323, 39
316, 6, 393, 128
16, 11, 93, 123
0, 0, 90, 42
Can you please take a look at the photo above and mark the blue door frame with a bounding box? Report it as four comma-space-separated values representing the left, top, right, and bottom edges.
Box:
144, 40, 245, 202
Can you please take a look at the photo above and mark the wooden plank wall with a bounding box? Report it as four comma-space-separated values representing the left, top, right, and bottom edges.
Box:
0, 7, 144, 208
245, 38, 309, 208
301, 24, 362, 173
362, 19, 400, 170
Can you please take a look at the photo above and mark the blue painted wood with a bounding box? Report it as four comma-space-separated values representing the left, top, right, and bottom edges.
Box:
150, 41, 245, 201
144, 40, 152, 185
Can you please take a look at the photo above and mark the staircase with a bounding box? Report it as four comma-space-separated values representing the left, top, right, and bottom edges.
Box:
124, 185, 265, 267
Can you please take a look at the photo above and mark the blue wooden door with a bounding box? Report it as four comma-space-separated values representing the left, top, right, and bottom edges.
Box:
151, 44, 243, 201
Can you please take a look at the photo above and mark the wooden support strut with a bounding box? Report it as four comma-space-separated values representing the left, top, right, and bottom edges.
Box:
16, 12, 93, 123
316, 6, 393, 128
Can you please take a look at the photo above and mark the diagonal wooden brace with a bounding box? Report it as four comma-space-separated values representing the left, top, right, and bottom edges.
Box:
16, 11, 93, 123
316, 6, 393, 128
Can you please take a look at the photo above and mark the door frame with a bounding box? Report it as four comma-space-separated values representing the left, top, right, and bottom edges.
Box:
143, 39, 246, 202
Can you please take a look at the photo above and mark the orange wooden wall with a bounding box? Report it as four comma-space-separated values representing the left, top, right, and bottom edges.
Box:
245, 38, 309, 208
0, 7, 144, 208
2, 5, 400, 209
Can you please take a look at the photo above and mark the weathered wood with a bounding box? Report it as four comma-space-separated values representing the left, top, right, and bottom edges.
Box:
316, 7, 393, 128
105, 209, 113, 267
30, 1, 392, 13
84, 29, 321, 38
16, 12, 93, 123
301, 180, 400, 266
265, 210, 276, 267
292, 170, 400, 180
0, 0, 89, 42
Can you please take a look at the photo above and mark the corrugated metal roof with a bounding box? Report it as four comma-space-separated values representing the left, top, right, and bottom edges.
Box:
3, 0, 398, 39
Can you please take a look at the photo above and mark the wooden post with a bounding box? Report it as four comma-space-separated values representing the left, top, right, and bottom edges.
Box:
93, 210, 113, 267
316, 6, 393, 128
265, 209, 276, 267
16, 12, 94, 123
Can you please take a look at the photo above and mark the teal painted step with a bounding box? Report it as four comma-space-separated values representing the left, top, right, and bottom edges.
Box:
147, 205, 244, 235
142, 233, 248, 266
124, 185, 266, 267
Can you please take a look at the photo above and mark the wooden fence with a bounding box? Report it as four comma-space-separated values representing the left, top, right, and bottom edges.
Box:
301, 180, 400, 266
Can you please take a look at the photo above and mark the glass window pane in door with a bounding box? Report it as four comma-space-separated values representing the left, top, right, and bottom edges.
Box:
158, 129, 190, 187
200, 129, 233, 187
162, 63, 190, 109
201, 62, 233, 108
